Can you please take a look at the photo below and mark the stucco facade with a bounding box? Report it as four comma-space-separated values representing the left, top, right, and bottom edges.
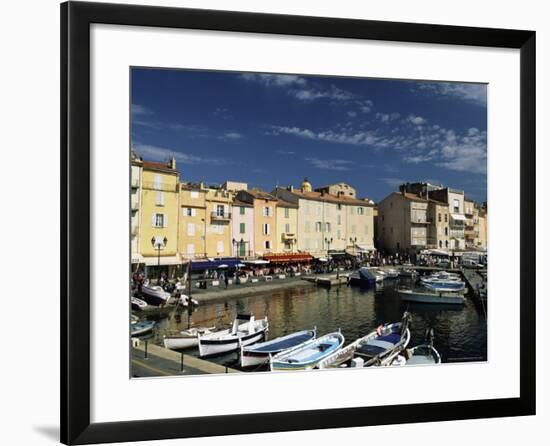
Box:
139, 159, 180, 267
275, 199, 298, 253
130, 156, 143, 266
178, 184, 207, 260
231, 200, 255, 257
236, 189, 278, 256
377, 192, 430, 254
273, 183, 374, 257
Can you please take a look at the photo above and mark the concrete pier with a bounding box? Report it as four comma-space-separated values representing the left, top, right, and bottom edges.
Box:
131, 340, 239, 377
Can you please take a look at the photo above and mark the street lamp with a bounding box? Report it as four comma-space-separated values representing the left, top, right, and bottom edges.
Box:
324, 237, 333, 274
151, 236, 168, 281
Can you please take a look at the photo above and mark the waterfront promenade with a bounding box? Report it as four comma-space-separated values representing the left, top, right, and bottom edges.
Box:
132, 341, 239, 377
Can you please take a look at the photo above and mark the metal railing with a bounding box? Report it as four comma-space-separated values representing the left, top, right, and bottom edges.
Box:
211, 211, 232, 220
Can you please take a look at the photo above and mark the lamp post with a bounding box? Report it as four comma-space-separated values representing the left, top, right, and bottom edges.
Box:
324, 237, 333, 274
151, 236, 168, 281
200, 218, 206, 258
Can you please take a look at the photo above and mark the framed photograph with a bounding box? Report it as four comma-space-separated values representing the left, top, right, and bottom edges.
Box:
61, 1, 536, 444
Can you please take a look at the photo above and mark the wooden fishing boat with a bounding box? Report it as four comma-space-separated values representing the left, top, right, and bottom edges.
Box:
240, 329, 316, 368
317, 314, 410, 369
270, 331, 345, 371
163, 327, 216, 350
198, 314, 268, 357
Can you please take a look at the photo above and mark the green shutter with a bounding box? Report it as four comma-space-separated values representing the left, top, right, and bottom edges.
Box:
240, 222, 245, 234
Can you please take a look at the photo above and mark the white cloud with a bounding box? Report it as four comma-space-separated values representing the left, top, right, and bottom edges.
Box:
134, 143, 226, 166
347, 111, 357, 117
305, 157, 354, 171
240, 73, 306, 87
131, 104, 153, 116
415, 82, 487, 106
221, 132, 243, 140
292, 85, 355, 102
376, 112, 400, 123
405, 114, 427, 125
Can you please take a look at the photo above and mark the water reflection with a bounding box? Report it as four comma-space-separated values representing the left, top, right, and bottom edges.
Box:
150, 279, 487, 369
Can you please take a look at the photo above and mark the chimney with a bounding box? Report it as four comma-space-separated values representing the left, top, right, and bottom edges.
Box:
169, 157, 176, 170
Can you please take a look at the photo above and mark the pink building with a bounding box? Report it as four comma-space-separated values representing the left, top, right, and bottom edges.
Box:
231, 199, 255, 257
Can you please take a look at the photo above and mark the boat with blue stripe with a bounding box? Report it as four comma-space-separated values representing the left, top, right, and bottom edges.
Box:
317, 313, 411, 369
270, 331, 345, 371
240, 328, 316, 368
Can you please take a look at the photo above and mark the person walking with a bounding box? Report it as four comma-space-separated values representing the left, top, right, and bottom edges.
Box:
224, 273, 229, 289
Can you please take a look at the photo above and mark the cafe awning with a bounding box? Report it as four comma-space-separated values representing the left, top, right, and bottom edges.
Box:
262, 253, 313, 263
355, 244, 376, 252
189, 257, 242, 271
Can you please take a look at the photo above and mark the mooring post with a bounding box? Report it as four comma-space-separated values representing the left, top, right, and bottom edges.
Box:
144, 340, 148, 359
180, 352, 184, 372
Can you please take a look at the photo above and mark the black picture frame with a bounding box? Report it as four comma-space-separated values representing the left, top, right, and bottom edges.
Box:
61, 1, 536, 444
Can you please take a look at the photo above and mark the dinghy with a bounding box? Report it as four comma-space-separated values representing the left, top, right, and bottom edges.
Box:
318, 313, 410, 369
390, 329, 441, 366
163, 327, 216, 350
131, 320, 155, 336
240, 329, 316, 368
398, 288, 466, 304
198, 314, 268, 357
383, 269, 400, 279
270, 331, 345, 371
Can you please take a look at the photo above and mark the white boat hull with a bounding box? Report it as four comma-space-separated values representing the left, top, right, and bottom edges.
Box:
163, 336, 199, 350
199, 329, 266, 357
399, 289, 465, 304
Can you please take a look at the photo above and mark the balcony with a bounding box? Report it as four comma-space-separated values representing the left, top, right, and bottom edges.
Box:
211, 211, 231, 221
282, 233, 297, 240
411, 218, 433, 225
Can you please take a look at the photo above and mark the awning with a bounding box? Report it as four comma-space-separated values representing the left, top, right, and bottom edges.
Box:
355, 244, 376, 252
189, 257, 242, 271
451, 213, 467, 221
262, 253, 313, 263
131, 254, 144, 264
420, 249, 449, 257
243, 259, 270, 265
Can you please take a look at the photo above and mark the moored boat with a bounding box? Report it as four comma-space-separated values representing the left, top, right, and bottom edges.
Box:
383, 268, 400, 279
347, 267, 377, 287
270, 331, 345, 371
240, 329, 316, 368
131, 296, 148, 311
140, 284, 171, 306
131, 320, 155, 336
317, 314, 410, 369
390, 329, 441, 366
198, 314, 268, 357
421, 280, 466, 292
163, 326, 216, 350
398, 288, 466, 304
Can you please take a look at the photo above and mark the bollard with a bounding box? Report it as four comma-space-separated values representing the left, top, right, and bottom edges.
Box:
180, 352, 184, 372
225, 366, 228, 374
144, 340, 148, 359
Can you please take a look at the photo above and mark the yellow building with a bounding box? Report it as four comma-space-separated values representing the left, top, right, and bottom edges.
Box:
236, 189, 278, 256
178, 184, 207, 260
205, 187, 234, 257
275, 199, 298, 253
139, 158, 180, 276
130, 152, 143, 268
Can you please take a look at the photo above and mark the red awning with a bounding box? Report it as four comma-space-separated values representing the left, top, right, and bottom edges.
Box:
262, 253, 313, 263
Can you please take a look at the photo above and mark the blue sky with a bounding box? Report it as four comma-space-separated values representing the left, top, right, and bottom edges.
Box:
131, 68, 487, 202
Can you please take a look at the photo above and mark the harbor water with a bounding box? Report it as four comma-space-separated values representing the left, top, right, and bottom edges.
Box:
148, 278, 487, 371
